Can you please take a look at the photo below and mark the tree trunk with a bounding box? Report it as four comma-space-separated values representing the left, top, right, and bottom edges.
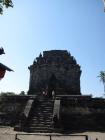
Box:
104, 83, 105, 94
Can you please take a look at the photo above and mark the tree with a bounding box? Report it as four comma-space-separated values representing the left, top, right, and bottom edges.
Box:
98, 71, 105, 93
19, 91, 25, 96
103, 0, 105, 12
0, 91, 15, 96
0, 0, 13, 14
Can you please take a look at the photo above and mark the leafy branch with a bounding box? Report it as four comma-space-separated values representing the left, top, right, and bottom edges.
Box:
0, 0, 13, 14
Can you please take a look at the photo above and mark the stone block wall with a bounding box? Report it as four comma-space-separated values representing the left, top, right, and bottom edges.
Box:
60, 96, 105, 132
0, 95, 29, 126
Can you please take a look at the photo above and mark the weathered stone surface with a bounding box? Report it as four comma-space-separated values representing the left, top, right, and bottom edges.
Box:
60, 96, 105, 131
28, 50, 81, 95
0, 95, 29, 126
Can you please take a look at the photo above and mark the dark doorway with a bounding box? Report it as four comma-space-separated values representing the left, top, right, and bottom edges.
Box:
48, 74, 56, 97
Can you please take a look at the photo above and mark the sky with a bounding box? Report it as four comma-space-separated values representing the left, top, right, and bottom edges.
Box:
0, 0, 105, 97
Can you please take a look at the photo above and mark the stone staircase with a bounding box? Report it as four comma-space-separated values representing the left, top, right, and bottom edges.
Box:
25, 97, 54, 133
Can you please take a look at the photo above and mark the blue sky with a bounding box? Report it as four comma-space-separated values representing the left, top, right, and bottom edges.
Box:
0, 0, 105, 97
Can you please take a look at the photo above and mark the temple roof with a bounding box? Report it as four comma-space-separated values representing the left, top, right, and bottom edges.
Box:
0, 63, 13, 71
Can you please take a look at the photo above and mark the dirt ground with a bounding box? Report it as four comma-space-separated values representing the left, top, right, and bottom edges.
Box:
0, 126, 105, 140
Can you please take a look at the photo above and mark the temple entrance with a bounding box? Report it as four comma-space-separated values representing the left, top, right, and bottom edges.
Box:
47, 74, 56, 97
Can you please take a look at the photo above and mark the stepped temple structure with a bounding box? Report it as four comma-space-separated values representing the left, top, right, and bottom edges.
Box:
0, 50, 105, 134
28, 50, 81, 95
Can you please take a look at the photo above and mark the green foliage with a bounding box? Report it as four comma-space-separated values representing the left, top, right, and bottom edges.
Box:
0, 0, 13, 14
19, 91, 26, 96
0, 91, 16, 96
98, 71, 105, 93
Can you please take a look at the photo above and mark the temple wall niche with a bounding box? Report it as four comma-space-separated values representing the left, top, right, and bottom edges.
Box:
28, 50, 81, 95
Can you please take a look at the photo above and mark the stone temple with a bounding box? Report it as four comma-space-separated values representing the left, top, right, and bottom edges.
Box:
0, 50, 105, 134
28, 50, 81, 95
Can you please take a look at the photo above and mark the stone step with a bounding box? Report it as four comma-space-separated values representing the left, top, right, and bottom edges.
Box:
42, 110, 53, 112
30, 121, 51, 124
32, 118, 52, 121
29, 126, 52, 130
38, 99, 54, 102
37, 106, 53, 108
31, 113, 52, 117
32, 116, 52, 119
30, 123, 51, 127
38, 103, 53, 106
28, 123, 51, 127
39, 101, 54, 103
33, 110, 52, 113
38, 102, 53, 104
31, 119, 52, 121
33, 110, 53, 113
36, 107, 53, 110
40, 102, 54, 105
30, 124, 51, 127
43, 108, 53, 110
32, 115, 53, 118
30, 119, 51, 122
32, 110, 53, 113
25, 98, 54, 132
31, 117, 52, 119
31, 121, 51, 125
35, 102, 54, 105
30, 121, 52, 124
33, 107, 53, 110
32, 111, 52, 114
28, 129, 53, 133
